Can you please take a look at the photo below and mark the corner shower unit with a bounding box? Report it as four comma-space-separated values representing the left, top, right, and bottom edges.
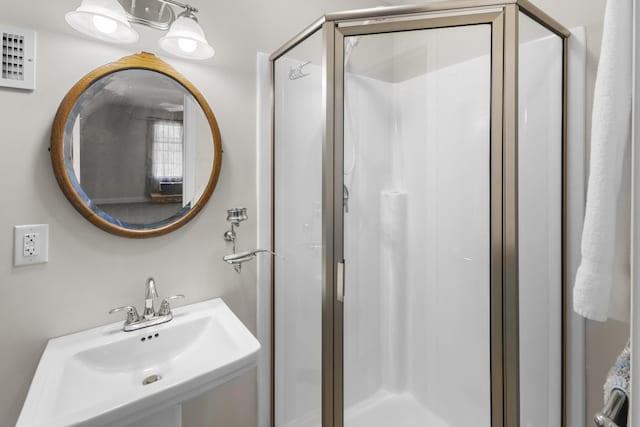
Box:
270, 2, 568, 426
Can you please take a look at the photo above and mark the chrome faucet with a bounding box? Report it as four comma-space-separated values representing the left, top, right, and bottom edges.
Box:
144, 277, 159, 320
109, 277, 184, 332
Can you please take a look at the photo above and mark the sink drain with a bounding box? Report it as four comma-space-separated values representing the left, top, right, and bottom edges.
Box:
142, 374, 162, 386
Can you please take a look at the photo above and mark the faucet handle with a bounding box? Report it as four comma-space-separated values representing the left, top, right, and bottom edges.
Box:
158, 294, 185, 316
109, 305, 140, 324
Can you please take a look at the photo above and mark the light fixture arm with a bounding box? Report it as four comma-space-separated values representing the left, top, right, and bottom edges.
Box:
67, 0, 214, 60
158, 0, 198, 14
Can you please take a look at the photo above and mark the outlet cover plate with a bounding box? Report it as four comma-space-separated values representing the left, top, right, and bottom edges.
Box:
14, 224, 48, 266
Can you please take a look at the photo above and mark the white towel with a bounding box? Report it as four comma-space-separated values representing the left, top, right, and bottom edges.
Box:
573, 0, 632, 322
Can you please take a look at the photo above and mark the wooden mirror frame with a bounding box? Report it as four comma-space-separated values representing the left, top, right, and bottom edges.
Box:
50, 52, 222, 238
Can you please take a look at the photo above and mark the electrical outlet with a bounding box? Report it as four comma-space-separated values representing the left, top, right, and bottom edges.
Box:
14, 224, 48, 266
23, 233, 38, 257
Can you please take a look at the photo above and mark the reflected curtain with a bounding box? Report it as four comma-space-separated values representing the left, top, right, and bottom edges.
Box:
148, 120, 184, 194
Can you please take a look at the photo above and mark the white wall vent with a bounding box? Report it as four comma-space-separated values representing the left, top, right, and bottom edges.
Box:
1, 25, 35, 90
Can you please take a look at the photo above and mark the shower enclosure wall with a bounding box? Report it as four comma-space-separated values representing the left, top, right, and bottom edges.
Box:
269, 2, 569, 426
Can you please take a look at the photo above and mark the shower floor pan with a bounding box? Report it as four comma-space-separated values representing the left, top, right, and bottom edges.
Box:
345, 391, 450, 427
282, 390, 450, 427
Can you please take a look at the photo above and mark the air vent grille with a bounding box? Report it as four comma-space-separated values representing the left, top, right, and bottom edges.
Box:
2, 32, 25, 81
0, 25, 35, 90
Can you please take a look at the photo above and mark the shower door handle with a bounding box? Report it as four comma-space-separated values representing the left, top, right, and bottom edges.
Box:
337, 260, 345, 302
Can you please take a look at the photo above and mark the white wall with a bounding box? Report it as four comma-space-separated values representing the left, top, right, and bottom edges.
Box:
0, 1, 383, 426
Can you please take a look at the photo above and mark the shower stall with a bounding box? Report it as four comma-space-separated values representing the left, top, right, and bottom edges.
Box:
268, 2, 569, 426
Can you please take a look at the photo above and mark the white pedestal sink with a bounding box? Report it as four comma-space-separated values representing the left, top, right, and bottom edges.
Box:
125, 406, 181, 427
16, 298, 260, 427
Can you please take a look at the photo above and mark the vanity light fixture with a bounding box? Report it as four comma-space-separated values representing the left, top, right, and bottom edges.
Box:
66, 0, 215, 60
158, 6, 215, 60
65, 0, 139, 44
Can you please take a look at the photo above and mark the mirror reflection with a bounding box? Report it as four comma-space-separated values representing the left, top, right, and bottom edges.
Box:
64, 69, 214, 227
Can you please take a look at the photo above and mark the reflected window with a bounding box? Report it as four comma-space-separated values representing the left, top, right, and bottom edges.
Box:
151, 120, 183, 194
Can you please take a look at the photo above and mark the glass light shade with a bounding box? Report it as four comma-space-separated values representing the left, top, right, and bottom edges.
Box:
159, 16, 215, 60
66, 0, 139, 44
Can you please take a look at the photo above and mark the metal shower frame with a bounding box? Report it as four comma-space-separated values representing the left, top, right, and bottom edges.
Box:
269, 2, 570, 426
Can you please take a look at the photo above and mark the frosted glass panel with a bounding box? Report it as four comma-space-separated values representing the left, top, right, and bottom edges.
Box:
518, 13, 563, 427
273, 30, 323, 427
343, 25, 492, 427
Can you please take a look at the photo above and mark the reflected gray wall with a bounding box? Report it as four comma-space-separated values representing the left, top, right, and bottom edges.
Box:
99, 202, 182, 225
80, 103, 182, 202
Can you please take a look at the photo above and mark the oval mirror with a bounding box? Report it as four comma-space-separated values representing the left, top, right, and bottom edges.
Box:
51, 53, 222, 238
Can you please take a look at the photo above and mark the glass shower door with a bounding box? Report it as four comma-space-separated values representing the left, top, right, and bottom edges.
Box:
518, 13, 563, 427
273, 30, 323, 427
341, 23, 493, 427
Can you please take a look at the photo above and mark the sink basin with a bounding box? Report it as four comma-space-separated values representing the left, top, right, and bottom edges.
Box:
17, 298, 260, 427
